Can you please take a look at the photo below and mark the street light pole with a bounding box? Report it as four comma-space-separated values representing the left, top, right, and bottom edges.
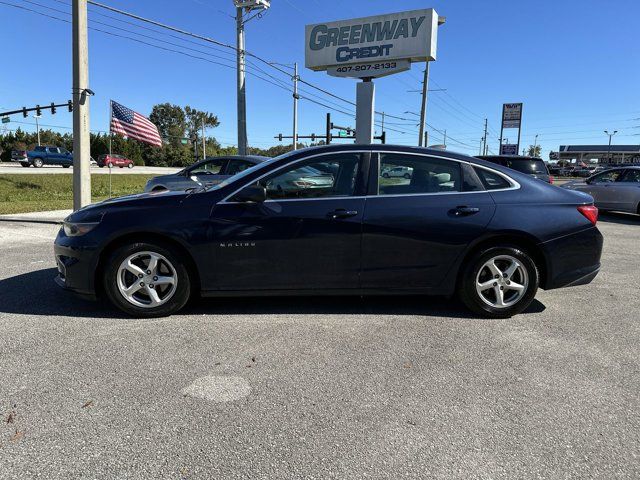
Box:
604, 130, 618, 164
33, 114, 42, 146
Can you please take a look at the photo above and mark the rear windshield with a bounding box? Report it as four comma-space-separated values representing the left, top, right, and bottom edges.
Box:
505, 159, 548, 175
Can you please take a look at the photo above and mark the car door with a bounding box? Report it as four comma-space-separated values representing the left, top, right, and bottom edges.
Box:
46, 147, 60, 165
59, 148, 72, 166
213, 159, 256, 185
581, 169, 624, 209
210, 152, 367, 291
361, 152, 496, 290
611, 169, 640, 213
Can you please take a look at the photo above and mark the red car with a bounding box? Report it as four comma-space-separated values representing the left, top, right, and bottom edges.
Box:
97, 154, 134, 168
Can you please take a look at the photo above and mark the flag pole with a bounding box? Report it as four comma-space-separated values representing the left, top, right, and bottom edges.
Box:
108, 100, 112, 198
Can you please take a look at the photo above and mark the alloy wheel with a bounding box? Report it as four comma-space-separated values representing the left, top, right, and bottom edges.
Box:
116, 251, 177, 308
475, 255, 529, 309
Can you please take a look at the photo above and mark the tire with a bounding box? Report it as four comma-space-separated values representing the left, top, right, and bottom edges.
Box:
63, 165, 70, 168
20, 162, 29, 168
32, 158, 44, 168
127, 163, 133, 169
404, 173, 411, 179
99, 165, 104, 168
382, 173, 390, 178
108, 163, 113, 168
103, 241, 192, 317
459, 245, 539, 319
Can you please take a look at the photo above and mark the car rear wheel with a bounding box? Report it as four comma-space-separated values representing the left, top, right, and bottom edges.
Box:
108, 163, 113, 168
459, 246, 539, 318
32, 158, 44, 168
104, 242, 192, 317
127, 163, 133, 169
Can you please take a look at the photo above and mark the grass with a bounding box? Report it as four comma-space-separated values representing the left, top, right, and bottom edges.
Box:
0, 174, 155, 215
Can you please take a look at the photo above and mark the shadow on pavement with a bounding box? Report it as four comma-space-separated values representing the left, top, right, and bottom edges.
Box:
598, 211, 640, 225
0, 267, 546, 320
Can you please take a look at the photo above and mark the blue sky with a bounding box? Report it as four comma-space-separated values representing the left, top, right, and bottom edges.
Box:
1, 0, 639, 158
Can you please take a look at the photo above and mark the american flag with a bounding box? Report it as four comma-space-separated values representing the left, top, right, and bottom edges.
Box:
110, 101, 162, 147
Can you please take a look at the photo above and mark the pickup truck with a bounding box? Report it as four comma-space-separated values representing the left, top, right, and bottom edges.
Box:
27, 146, 73, 168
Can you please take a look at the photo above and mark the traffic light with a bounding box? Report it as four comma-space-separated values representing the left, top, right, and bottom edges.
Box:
36, 105, 41, 116
50, 102, 56, 114
68, 100, 73, 112
22, 107, 28, 118
278, 134, 283, 141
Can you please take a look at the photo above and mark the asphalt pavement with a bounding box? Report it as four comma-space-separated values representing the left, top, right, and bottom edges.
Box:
0, 214, 638, 479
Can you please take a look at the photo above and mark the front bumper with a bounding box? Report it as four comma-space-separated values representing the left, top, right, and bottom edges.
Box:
540, 226, 603, 290
54, 231, 100, 300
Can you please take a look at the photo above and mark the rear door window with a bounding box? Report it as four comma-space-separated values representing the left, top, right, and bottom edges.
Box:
619, 170, 640, 183
377, 153, 461, 196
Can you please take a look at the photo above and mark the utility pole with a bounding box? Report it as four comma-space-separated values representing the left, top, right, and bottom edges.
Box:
235, 6, 247, 155
292, 62, 298, 150
424, 131, 428, 147
234, 1, 270, 155
418, 63, 430, 147
202, 122, 207, 159
34, 114, 42, 146
443, 129, 447, 147
72, 0, 91, 210
605, 129, 618, 163
482, 118, 488, 155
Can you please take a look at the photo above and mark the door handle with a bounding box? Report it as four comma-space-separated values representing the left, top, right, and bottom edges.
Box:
452, 206, 480, 216
327, 209, 358, 219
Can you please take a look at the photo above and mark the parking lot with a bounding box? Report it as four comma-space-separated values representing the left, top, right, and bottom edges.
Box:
0, 214, 638, 479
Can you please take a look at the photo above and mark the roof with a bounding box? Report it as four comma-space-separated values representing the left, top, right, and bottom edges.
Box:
477, 155, 543, 161
559, 145, 640, 153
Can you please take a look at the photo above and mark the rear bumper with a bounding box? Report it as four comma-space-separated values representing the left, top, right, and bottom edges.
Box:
540, 226, 603, 290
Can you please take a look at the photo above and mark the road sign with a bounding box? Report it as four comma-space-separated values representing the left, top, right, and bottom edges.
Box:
305, 9, 439, 76
1, 117, 9, 124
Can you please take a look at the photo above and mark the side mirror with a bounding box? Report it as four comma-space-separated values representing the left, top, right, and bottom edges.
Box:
234, 185, 266, 203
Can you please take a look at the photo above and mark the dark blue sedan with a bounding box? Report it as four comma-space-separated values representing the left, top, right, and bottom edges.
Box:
54, 145, 603, 318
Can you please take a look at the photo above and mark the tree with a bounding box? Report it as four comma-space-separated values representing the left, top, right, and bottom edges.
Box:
527, 145, 542, 157
149, 103, 187, 148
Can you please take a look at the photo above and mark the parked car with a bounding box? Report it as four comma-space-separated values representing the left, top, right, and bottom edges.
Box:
144, 155, 267, 192
54, 145, 603, 319
11, 149, 29, 166
27, 146, 73, 168
476, 155, 552, 183
562, 166, 640, 214
97, 154, 134, 168
381, 165, 413, 179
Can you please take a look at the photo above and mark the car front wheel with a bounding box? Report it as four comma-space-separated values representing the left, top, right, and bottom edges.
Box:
104, 242, 192, 317
459, 246, 539, 318
32, 158, 44, 168
127, 163, 133, 168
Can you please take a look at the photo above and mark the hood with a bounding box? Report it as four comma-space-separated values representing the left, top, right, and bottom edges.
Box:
65, 189, 186, 222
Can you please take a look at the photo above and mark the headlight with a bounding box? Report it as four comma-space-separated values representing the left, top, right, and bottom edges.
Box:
63, 221, 100, 237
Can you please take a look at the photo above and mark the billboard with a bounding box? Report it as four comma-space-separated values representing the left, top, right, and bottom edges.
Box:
502, 103, 523, 129
305, 9, 439, 72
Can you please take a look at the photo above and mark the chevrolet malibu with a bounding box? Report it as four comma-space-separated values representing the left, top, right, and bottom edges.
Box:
54, 145, 603, 318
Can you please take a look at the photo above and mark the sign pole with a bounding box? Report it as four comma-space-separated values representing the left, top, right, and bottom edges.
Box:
355, 79, 375, 144
418, 62, 430, 147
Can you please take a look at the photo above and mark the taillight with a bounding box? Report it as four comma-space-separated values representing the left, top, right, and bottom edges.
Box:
578, 205, 598, 225
549, 176, 554, 184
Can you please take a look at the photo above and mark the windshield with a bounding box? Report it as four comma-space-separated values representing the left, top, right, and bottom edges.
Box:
506, 159, 548, 175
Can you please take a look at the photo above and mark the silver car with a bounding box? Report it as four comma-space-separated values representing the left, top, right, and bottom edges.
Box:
562, 166, 640, 214
144, 155, 267, 192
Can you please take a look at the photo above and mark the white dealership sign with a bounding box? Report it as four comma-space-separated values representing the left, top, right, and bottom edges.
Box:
305, 9, 439, 74
502, 103, 523, 129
